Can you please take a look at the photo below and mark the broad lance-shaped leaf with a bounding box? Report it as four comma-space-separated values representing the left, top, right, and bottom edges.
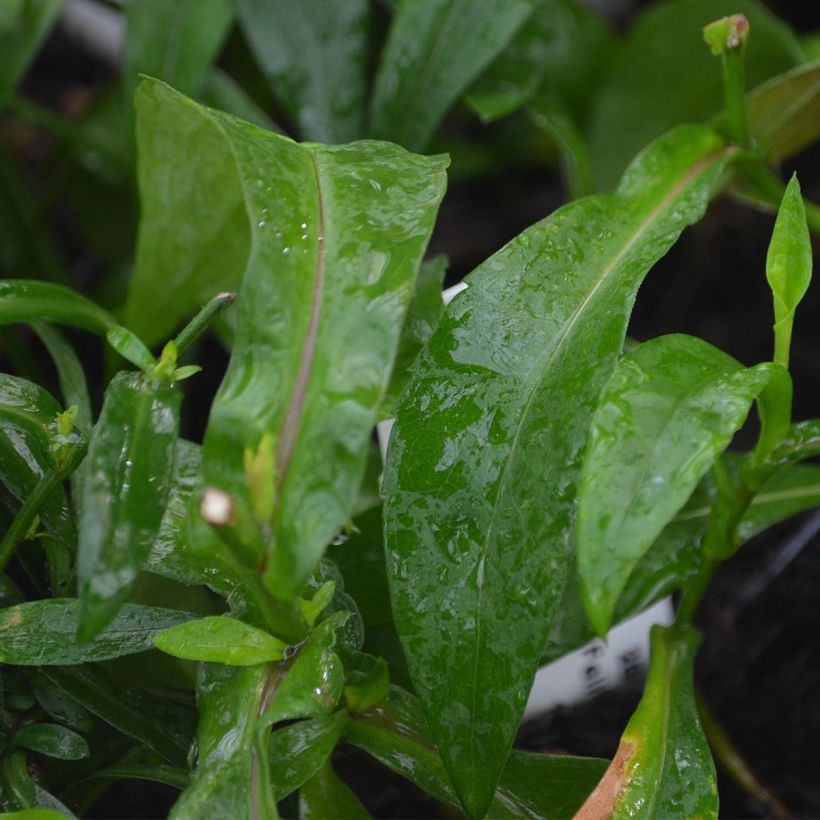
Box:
576, 625, 718, 819
78, 371, 181, 639
235, 0, 370, 143
577, 334, 772, 636
383, 123, 735, 816
135, 81, 445, 600
345, 686, 607, 819
13, 723, 89, 761
0, 600, 194, 665
369, 0, 531, 152
766, 174, 812, 368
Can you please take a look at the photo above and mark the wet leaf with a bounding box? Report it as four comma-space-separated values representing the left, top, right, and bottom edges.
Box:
369, 0, 531, 151
345, 687, 607, 819
269, 711, 349, 801
42, 665, 194, 768
384, 124, 735, 815
31, 671, 94, 733
576, 625, 717, 820
0, 0, 65, 103
299, 762, 369, 819
0, 599, 194, 665
235, 0, 370, 143
0, 280, 115, 334
154, 616, 288, 666
577, 334, 772, 635
586, 0, 802, 190
78, 371, 181, 639
13, 723, 89, 761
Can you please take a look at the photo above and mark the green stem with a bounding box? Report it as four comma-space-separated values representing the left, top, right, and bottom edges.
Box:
173, 292, 236, 357
0, 442, 87, 574
675, 557, 716, 626
722, 47, 749, 147
696, 691, 790, 818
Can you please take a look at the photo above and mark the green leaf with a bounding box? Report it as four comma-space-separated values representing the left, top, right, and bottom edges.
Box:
200, 69, 278, 132
0, 280, 115, 334
41, 665, 195, 768
575, 625, 717, 819
269, 712, 349, 801
0, 810, 70, 819
381, 254, 447, 415
0, 375, 76, 546
766, 174, 812, 368
465, 0, 610, 125
139, 85, 446, 599
77, 371, 181, 640
104, 326, 155, 372
587, 0, 802, 190
0, 600, 194, 665
13, 723, 89, 761
31, 672, 94, 733
70, 763, 189, 791
344, 656, 389, 714
0, 0, 65, 104
144, 440, 243, 597
345, 687, 607, 818
369, 0, 531, 151
384, 124, 735, 816
123, 0, 233, 104
577, 334, 772, 635
299, 762, 369, 819
171, 663, 275, 819
721, 59, 820, 163
155, 616, 288, 666
770, 419, 820, 466
235, 0, 370, 143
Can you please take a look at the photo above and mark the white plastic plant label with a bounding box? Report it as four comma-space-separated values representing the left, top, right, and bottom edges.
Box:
378, 280, 674, 717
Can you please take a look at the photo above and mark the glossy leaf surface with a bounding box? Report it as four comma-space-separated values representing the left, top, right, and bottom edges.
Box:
42, 665, 194, 768
586, 0, 802, 189
235, 0, 369, 143
0, 600, 193, 665
154, 616, 287, 665
78, 371, 181, 639
766, 174, 812, 367
577, 334, 772, 635
0, 0, 64, 103
13, 723, 89, 761
0, 280, 115, 334
384, 124, 734, 815
299, 763, 369, 819
124, 0, 233, 103
345, 687, 607, 818
269, 712, 348, 801
369, 0, 531, 151
171, 663, 274, 819
576, 625, 717, 819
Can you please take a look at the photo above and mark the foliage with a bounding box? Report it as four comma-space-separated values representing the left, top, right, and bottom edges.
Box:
0, 1, 818, 818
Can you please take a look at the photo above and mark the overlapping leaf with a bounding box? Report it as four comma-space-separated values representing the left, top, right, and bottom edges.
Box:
384, 123, 735, 815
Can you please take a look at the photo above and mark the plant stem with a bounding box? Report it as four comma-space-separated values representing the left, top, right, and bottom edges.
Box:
722, 47, 749, 148
696, 691, 790, 818
173, 291, 236, 357
675, 557, 716, 626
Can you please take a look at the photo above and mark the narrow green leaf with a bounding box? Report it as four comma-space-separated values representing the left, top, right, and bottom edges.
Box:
299, 762, 369, 819
0, 280, 115, 334
13, 723, 89, 761
104, 326, 155, 372
465, 0, 610, 125
578, 334, 772, 635
41, 665, 195, 768
345, 687, 607, 819
155, 616, 287, 666
770, 419, 820, 466
235, 0, 370, 143
171, 663, 275, 819
0, 600, 194, 665
269, 712, 349, 801
384, 124, 735, 815
31, 672, 94, 733
78, 371, 181, 639
123, 0, 233, 103
369, 0, 531, 151
766, 174, 812, 368
586, 0, 802, 190
0, 0, 65, 104
344, 657, 389, 714
71, 764, 189, 791
575, 625, 717, 819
